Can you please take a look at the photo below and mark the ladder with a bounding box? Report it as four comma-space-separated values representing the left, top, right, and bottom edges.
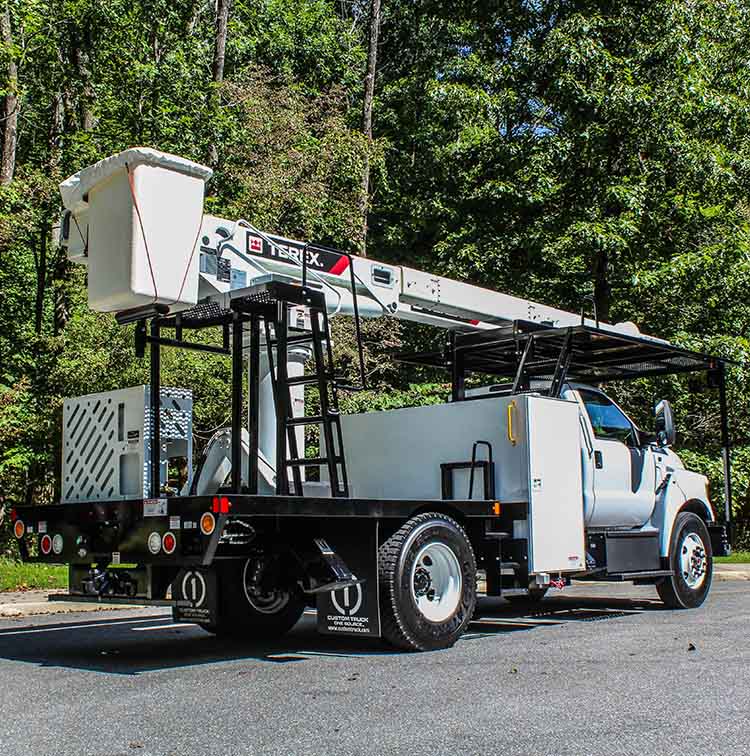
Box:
263, 286, 349, 498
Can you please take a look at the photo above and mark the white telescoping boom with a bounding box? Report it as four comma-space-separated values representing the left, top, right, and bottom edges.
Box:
191, 216, 652, 340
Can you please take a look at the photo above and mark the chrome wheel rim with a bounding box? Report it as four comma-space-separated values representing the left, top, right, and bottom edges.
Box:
679, 532, 707, 589
243, 559, 290, 614
410, 541, 462, 623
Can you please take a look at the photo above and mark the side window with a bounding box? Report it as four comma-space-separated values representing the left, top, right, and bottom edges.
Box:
579, 390, 635, 445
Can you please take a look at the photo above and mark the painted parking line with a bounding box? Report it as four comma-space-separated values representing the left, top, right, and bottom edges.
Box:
132, 623, 196, 631
0, 617, 164, 637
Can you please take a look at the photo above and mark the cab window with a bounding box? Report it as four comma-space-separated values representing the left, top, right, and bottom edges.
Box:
578, 389, 636, 445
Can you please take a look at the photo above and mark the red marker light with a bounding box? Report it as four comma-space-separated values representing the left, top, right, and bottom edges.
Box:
219, 496, 231, 514
10, 508, 17, 522
40, 534, 52, 555
212, 496, 220, 513
162, 532, 177, 554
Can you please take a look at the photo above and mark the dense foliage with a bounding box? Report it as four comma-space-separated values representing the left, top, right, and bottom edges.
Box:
1, 0, 749, 551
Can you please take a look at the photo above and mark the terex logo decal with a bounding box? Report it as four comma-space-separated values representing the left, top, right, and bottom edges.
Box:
245, 231, 351, 276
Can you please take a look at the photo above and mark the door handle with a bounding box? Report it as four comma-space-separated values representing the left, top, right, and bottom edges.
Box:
594, 450, 603, 469
507, 401, 517, 446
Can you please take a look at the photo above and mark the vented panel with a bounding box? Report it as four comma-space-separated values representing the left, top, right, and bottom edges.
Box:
62, 394, 118, 502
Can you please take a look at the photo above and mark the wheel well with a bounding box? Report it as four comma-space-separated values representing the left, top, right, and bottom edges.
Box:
411, 502, 468, 525
679, 499, 712, 523
408, 504, 488, 556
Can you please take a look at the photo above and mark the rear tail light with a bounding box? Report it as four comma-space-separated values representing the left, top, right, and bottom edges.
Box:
40, 534, 52, 555
13, 520, 25, 539
162, 532, 176, 554
212, 496, 231, 514
200, 512, 216, 535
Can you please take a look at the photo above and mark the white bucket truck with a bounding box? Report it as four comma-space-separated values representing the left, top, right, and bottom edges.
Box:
13, 149, 732, 651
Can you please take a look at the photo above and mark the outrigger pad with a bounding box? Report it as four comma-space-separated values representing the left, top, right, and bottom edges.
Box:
172, 567, 218, 626
316, 521, 381, 638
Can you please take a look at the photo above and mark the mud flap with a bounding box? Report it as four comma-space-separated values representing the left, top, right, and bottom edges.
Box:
316, 521, 381, 638
172, 567, 218, 625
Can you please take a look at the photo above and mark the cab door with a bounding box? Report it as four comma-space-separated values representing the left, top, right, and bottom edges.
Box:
574, 388, 656, 528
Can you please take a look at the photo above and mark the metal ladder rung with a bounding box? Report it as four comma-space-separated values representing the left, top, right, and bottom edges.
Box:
285, 456, 343, 467
286, 415, 325, 426
286, 374, 333, 387
271, 332, 315, 346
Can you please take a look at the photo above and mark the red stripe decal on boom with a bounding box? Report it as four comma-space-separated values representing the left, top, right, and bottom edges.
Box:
328, 256, 351, 276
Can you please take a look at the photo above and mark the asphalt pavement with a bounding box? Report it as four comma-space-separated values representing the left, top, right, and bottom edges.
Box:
0, 581, 748, 756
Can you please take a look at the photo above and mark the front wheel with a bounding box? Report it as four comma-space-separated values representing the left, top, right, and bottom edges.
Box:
657, 512, 713, 609
379, 512, 476, 651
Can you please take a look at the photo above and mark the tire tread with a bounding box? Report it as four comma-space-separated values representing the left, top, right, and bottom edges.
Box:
378, 512, 475, 652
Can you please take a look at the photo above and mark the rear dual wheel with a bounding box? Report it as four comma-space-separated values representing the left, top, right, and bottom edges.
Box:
202, 556, 305, 640
379, 512, 476, 651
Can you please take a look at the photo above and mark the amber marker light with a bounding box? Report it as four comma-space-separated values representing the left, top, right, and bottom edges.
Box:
200, 512, 216, 536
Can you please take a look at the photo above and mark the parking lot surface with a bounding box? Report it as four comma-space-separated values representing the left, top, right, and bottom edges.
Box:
0, 581, 748, 756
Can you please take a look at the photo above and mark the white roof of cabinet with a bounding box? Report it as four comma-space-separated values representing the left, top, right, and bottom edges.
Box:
59, 147, 213, 213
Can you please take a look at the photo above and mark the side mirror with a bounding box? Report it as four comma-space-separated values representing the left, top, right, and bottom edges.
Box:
654, 399, 676, 447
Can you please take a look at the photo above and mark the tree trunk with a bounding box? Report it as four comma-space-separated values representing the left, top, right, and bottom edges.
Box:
49, 92, 70, 335
34, 222, 48, 335
357, 0, 382, 257
209, 0, 231, 165
593, 248, 611, 326
49, 92, 64, 174
212, 0, 231, 83
77, 45, 95, 132
0, 2, 18, 185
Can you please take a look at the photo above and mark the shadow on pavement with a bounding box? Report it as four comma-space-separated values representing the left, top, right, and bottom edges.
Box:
0, 593, 661, 675
465, 592, 661, 639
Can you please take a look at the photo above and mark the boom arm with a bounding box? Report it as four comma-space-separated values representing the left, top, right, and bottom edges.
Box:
195, 216, 650, 339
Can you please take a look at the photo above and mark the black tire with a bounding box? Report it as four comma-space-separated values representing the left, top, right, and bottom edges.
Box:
207, 557, 305, 640
379, 512, 476, 652
657, 512, 713, 609
506, 588, 548, 604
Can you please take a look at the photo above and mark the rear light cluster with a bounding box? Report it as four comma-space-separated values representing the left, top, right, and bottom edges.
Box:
40, 534, 65, 555
14, 521, 64, 556
147, 531, 178, 555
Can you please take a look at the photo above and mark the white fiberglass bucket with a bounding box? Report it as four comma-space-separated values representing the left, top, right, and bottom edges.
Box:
60, 148, 213, 313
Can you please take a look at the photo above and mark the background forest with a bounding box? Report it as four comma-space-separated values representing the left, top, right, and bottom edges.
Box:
1, 0, 749, 551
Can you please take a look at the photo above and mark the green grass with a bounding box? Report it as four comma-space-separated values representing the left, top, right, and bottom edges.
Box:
715, 551, 750, 564
0, 559, 68, 592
